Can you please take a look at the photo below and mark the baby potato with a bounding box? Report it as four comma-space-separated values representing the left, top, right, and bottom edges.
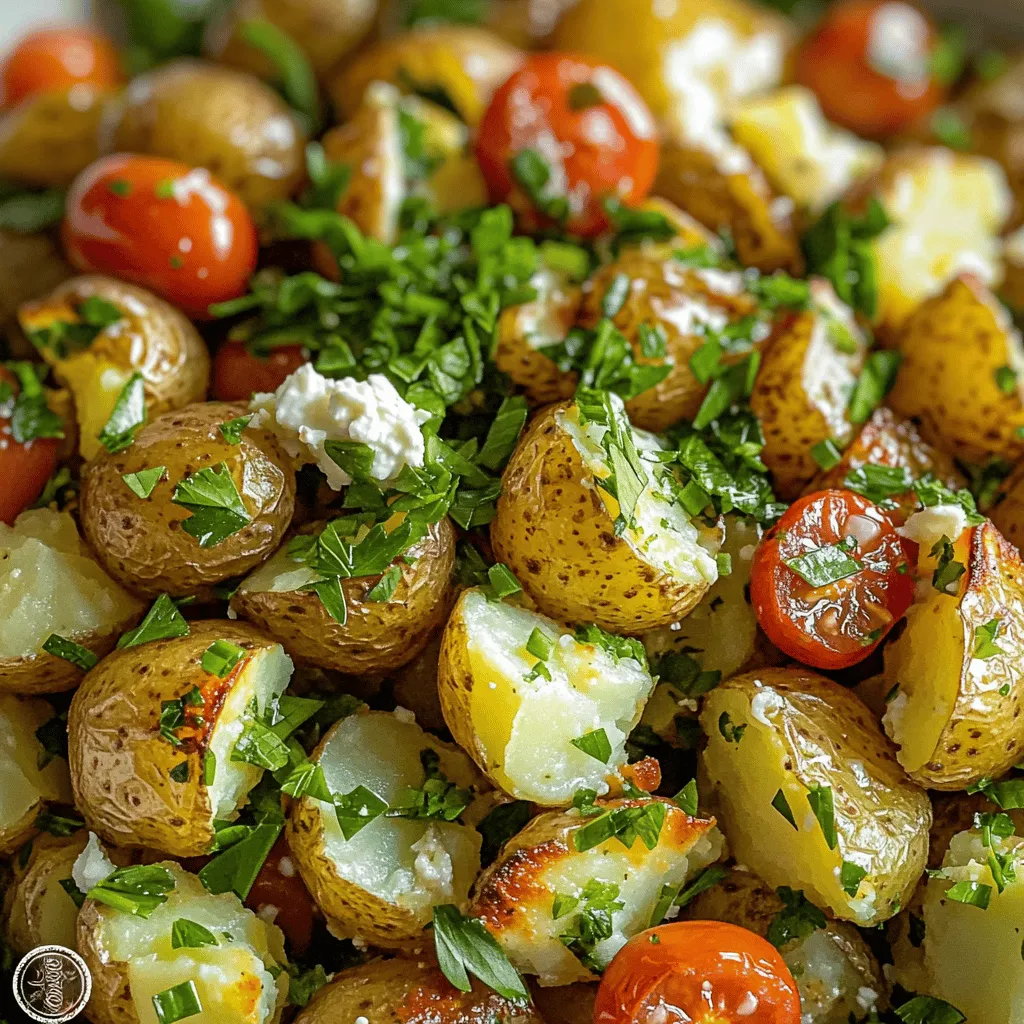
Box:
327, 26, 523, 127
529, 983, 596, 1024
750, 278, 869, 500
294, 956, 545, 1024
231, 514, 455, 676
470, 798, 723, 985
0, 88, 110, 187
79, 402, 296, 599
106, 59, 306, 210
928, 791, 1024, 869
883, 519, 1024, 791
491, 398, 722, 633
388, 629, 445, 732
0, 229, 71, 329
686, 868, 886, 1024
78, 861, 287, 1024
0, 509, 145, 695
286, 709, 484, 947
0, 694, 73, 855
887, 274, 1024, 463
19, 275, 210, 460
700, 667, 932, 926
437, 587, 657, 805
992, 459, 1024, 551
68, 620, 294, 857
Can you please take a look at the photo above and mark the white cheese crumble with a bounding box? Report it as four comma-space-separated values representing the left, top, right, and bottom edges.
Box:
392, 705, 417, 724
72, 832, 116, 892
410, 826, 455, 901
750, 688, 783, 725
249, 364, 430, 490
898, 504, 968, 548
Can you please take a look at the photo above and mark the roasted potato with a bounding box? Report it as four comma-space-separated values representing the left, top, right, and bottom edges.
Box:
79, 402, 296, 599
327, 26, 523, 127
0, 88, 110, 187
883, 519, 1024, 790
437, 587, 657, 805
231, 514, 455, 675
286, 708, 484, 947
388, 629, 445, 732
928, 791, 1024, 869
700, 667, 932, 926
19, 275, 210, 460
528, 983, 596, 1024
992, 458, 1024, 550
294, 956, 545, 1024
470, 798, 723, 985
68, 620, 294, 857
686, 868, 886, 1023
105, 59, 306, 210
0, 509, 145, 695
0, 229, 71, 329
78, 861, 287, 1024
491, 398, 722, 633
750, 278, 870, 499
886, 274, 1024, 463
0, 694, 73, 855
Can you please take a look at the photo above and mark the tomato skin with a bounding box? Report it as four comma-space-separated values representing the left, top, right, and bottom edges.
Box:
595, 921, 800, 1024
750, 489, 914, 670
795, 0, 943, 138
244, 837, 315, 955
0, 369, 60, 525
213, 343, 307, 402
475, 53, 659, 238
62, 155, 258, 320
1, 27, 123, 108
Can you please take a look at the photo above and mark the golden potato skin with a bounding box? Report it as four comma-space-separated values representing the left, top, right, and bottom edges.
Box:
294, 957, 545, 1024
436, 590, 488, 775
231, 516, 456, 675
888, 275, 1024, 463
79, 402, 296, 599
107, 59, 306, 210
991, 460, 1024, 552
328, 26, 523, 127
76, 897, 137, 1024
490, 402, 715, 632
0, 88, 110, 187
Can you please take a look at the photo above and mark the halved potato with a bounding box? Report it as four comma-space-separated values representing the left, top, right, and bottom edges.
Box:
887, 274, 1024, 463
68, 620, 293, 857
0, 509, 145, 695
686, 868, 886, 1023
470, 798, 723, 985
78, 861, 287, 1024
700, 667, 932, 926
231, 514, 455, 676
491, 397, 722, 633
883, 519, 1024, 790
750, 278, 869, 500
286, 709, 484, 947
0, 694, 73, 855
438, 587, 656, 805
19, 275, 211, 460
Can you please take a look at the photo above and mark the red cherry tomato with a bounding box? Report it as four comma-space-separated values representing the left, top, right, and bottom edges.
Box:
476, 53, 659, 238
244, 837, 315, 956
0, 368, 60, 525
1, 27, 123, 108
595, 921, 801, 1024
62, 154, 258, 320
750, 489, 914, 670
213, 342, 307, 402
795, 0, 944, 138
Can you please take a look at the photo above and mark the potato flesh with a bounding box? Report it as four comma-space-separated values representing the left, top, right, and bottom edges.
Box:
0, 695, 72, 831
36, 854, 81, 950
99, 866, 285, 1024
59, 355, 134, 460
785, 929, 878, 1024
461, 589, 655, 804
0, 510, 143, 659
314, 712, 481, 921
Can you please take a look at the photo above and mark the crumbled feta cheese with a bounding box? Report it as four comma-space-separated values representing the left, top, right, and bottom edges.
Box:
410, 826, 455, 901
750, 688, 783, 725
278, 856, 295, 878
898, 504, 969, 548
856, 988, 879, 1012
392, 706, 417, 724
72, 832, 116, 892
249, 365, 430, 490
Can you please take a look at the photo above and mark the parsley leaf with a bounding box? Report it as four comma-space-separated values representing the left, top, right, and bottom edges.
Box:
170, 919, 219, 949
98, 373, 146, 453
152, 980, 202, 1024
201, 639, 247, 678
974, 618, 1005, 660
848, 350, 902, 424
117, 594, 190, 648
87, 864, 176, 918
41, 634, 98, 672
894, 996, 965, 1024
432, 904, 529, 1001
806, 785, 837, 850
122, 465, 166, 499
766, 887, 826, 948
784, 542, 861, 588
571, 728, 612, 764
573, 800, 667, 853
219, 415, 253, 445
172, 463, 250, 547
930, 535, 966, 594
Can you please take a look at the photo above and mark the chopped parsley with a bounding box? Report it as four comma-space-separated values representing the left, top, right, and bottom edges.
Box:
771, 789, 797, 830
571, 728, 612, 764
718, 712, 746, 744
930, 535, 966, 594
556, 880, 623, 972
117, 594, 190, 649
973, 618, 1005, 660
87, 864, 176, 918
201, 639, 247, 678
894, 996, 965, 1024
766, 887, 826, 948
41, 634, 98, 672
806, 785, 837, 850
26, 295, 122, 359
172, 463, 251, 547
219, 415, 253, 445
122, 465, 166, 499
848, 350, 902, 424
98, 373, 146, 453
432, 904, 529, 1001
573, 800, 667, 853
510, 149, 568, 223
783, 540, 861, 588
152, 980, 202, 1024
1, 362, 64, 443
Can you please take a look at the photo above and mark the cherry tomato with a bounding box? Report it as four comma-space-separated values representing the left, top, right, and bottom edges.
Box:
245, 837, 315, 955
0, 368, 60, 526
475, 53, 659, 238
795, 0, 944, 138
750, 489, 914, 670
62, 154, 258, 320
1, 27, 123, 108
595, 921, 801, 1024
213, 342, 307, 402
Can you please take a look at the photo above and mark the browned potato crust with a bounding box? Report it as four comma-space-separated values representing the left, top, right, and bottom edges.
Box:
79, 402, 296, 599
107, 59, 306, 210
